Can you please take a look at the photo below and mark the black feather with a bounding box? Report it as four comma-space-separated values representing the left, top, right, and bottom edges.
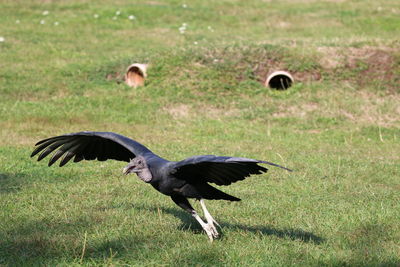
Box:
47, 139, 81, 166
31, 138, 59, 157
48, 149, 65, 166
37, 139, 67, 161
172, 155, 283, 186
31, 131, 149, 166
59, 143, 82, 167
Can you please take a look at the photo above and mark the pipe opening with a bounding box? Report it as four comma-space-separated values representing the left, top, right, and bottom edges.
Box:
125, 64, 147, 88
266, 71, 293, 90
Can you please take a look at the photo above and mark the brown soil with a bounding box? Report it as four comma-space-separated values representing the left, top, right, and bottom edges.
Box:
317, 46, 399, 91
346, 47, 398, 89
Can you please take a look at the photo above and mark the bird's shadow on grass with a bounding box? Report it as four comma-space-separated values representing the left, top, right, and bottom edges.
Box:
137, 204, 325, 244
1, 203, 323, 265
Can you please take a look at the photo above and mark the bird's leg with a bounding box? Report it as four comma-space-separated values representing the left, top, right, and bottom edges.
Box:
170, 195, 217, 241
191, 211, 217, 241
199, 199, 220, 238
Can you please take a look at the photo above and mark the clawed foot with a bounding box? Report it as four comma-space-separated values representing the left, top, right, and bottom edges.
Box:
203, 222, 219, 241
199, 199, 221, 241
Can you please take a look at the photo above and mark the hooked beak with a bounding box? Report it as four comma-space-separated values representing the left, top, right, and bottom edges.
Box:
123, 166, 140, 175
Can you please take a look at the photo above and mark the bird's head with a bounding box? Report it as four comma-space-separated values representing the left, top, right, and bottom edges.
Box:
123, 156, 152, 182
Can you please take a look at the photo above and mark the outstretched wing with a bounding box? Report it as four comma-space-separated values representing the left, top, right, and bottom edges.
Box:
31, 131, 153, 167
171, 155, 292, 186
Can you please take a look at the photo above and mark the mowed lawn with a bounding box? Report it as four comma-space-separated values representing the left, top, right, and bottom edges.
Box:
0, 0, 399, 266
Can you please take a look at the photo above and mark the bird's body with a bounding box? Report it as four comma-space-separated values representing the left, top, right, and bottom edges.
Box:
31, 131, 291, 240
138, 158, 240, 201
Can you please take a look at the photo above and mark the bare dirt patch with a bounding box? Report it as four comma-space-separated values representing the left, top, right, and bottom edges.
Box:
163, 104, 190, 119
349, 48, 397, 88
318, 46, 399, 91
318, 46, 397, 70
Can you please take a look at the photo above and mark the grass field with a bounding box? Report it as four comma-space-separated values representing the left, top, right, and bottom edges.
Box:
1, 0, 399, 266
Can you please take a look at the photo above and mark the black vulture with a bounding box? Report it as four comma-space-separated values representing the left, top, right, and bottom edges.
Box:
31, 131, 292, 240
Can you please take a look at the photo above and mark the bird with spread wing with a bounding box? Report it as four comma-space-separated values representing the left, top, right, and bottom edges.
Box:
31, 131, 292, 241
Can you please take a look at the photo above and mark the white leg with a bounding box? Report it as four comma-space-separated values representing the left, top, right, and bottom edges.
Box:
199, 199, 219, 238
191, 211, 217, 241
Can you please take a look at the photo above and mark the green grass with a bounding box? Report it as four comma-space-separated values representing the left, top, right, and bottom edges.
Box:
1, 0, 399, 266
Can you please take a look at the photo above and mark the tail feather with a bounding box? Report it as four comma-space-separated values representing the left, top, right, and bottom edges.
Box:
199, 183, 241, 201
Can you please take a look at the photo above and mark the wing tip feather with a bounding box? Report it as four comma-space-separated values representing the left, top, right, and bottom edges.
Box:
259, 160, 293, 172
